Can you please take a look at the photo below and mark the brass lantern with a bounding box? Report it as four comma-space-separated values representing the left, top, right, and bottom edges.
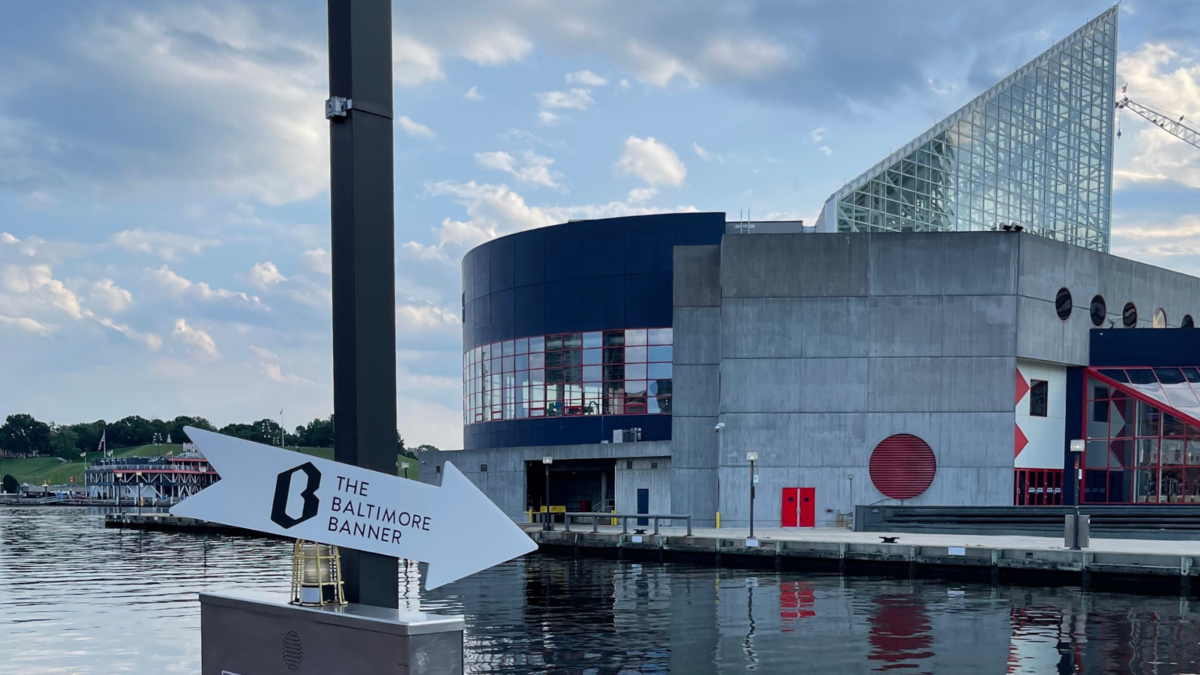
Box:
290, 540, 347, 606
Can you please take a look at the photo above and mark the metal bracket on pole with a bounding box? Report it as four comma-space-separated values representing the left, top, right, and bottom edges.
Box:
327, 97, 393, 121
326, 97, 350, 119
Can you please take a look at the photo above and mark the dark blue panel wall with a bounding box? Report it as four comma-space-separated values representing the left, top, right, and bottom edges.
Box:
1089, 328, 1200, 367
461, 212, 726, 449
463, 415, 673, 451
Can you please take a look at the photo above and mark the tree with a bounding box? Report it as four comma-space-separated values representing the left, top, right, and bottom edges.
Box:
2, 474, 17, 494
70, 420, 107, 455
414, 444, 439, 453
0, 414, 52, 457
294, 416, 334, 448
169, 416, 215, 444
50, 426, 80, 460
218, 423, 255, 441
397, 432, 405, 454
109, 416, 156, 448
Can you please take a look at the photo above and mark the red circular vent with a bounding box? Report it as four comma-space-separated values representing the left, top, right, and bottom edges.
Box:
869, 434, 936, 500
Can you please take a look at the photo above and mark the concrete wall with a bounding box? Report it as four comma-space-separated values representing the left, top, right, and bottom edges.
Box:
712, 233, 1022, 527
1015, 234, 1200, 365
671, 245, 722, 526
418, 441, 671, 521
615, 457, 673, 516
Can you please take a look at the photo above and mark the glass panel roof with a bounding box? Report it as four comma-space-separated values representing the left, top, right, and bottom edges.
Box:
1087, 367, 1200, 428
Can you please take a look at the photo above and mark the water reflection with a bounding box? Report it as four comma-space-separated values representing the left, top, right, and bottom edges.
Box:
5, 508, 1200, 673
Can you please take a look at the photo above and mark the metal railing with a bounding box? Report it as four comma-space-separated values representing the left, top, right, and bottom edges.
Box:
553, 512, 692, 537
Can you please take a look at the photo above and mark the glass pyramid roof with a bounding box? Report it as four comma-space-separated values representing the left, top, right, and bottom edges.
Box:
815, 7, 1117, 252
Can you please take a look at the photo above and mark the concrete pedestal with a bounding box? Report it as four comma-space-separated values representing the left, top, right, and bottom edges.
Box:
200, 592, 464, 675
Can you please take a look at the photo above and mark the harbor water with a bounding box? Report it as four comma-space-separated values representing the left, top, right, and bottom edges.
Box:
2, 507, 1199, 674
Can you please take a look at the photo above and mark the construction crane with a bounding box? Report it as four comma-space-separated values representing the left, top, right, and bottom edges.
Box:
1115, 86, 1200, 150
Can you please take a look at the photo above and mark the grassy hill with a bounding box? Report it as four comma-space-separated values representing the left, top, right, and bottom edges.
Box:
1, 444, 418, 488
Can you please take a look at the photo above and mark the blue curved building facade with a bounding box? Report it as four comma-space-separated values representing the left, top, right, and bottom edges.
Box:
461, 212, 726, 450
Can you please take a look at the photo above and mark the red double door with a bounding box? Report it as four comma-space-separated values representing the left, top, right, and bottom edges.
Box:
781, 487, 815, 528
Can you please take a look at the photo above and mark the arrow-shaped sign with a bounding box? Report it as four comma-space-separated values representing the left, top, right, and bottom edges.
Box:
170, 427, 537, 590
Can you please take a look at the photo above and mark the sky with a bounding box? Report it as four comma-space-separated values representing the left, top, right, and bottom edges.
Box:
2, 0, 1200, 449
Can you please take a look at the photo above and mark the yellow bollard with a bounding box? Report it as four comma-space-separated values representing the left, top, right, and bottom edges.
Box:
716, 511, 721, 529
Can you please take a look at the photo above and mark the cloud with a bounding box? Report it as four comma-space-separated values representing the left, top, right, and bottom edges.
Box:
89, 279, 133, 313
393, 34, 444, 85
86, 311, 162, 350
460, 28, 533, 65
0, 264, 82, 318
397, 116, 436, 139
35, 6, 333, 205
248, 345, 278, 361
174, 318, 218, 357
692, 142, 721, 163
566, 70, 607, 86
628, 187, 659, 202
300, 249, 331, 276
145, 265, 266, 309
397, 303, 461, 332
619, 79, 631, 89
464, 85, 485, 101
412, 180, 696, 261
0, 315, 51, 336
1114, 43, 1200, 191
248, 345, 312, 384
625, 42, 697, 87
263, 362, 313, 385
819, 145, 832, 156
249, 262, 286, 289
534, 87, 594, 125
111, 229, 219, 262
474, 150, 563, 188
616, 136, 687, 187
698, 37, 788, 79
1112, 213, 1200, 276
809, 128, 827, 143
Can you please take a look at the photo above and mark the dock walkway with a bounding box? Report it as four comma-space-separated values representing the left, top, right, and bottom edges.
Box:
527, 524, 1200, 593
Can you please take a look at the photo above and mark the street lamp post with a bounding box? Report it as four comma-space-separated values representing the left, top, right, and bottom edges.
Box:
542, 457, 553, 531
746, 452, 759, 540
1069, 439, 1085, 550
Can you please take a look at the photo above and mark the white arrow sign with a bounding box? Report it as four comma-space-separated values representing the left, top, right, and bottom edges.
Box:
170, 427, 536, 590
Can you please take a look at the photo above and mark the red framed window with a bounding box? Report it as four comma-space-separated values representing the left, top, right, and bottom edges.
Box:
1083, 367, 1200, 504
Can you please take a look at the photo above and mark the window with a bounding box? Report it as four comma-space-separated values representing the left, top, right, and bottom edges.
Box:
1184, 315, 1195, 328
1090, 295, 1106, 327
1055, 287, 1072, 321
651, 462, 658, 469
1123, 302, 1137, 328
480, 464, 488, 472
1153, 308, 1167, 329
626, 460, 633, 469
1084, 368, 1200, 504
1029, 380, 1048, 417
464, 328, 673, 425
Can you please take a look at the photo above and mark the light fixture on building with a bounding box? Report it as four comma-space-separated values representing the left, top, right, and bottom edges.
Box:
290, 540, 347, 606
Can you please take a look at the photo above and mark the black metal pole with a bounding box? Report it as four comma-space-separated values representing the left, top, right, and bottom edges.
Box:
543, 467, 552, 531
749, 460, 755, 539
328, 0, 399, 608
1072, 457, 1081, 550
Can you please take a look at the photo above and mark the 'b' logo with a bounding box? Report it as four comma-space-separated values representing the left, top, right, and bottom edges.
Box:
271, 462, 321, 529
